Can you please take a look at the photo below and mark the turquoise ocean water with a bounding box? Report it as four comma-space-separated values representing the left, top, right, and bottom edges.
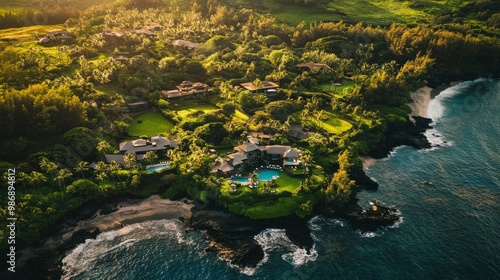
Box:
62, 79, 500, 280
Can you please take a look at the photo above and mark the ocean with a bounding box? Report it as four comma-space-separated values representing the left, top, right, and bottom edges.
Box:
62, 79, 500, 280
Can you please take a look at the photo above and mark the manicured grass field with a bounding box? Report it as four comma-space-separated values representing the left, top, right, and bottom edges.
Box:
170, 99, 218, 121
310, 112, 353, 135
233, 109, 249, 122
274, 171, 302, 193
170, 98, 249, 123
318, 80, 357, 97
127, 111, 175, 137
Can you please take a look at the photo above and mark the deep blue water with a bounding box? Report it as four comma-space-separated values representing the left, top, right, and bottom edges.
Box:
62, 79, 500, 280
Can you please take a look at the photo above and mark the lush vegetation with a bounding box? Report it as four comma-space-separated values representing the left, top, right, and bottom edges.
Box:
0, 0, 499, 247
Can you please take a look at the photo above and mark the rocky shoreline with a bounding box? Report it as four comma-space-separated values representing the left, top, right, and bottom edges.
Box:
4, 87, 437, 278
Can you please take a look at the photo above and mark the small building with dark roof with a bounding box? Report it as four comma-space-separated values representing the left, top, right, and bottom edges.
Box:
296, 62, 332, 73
240, 81, 279, 94
171, 39, 198, 49
38, 29, 72, 46
161, 81, 212, 99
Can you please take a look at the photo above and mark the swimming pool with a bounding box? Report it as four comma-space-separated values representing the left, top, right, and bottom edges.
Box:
147, 164, 170, 173
257, 169, 280, 181
231, 177, 249, 184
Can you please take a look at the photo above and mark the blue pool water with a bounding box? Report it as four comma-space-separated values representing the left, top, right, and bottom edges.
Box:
257, 169, 280, 181
231, 177, 249, 184
147, 164, 170, 173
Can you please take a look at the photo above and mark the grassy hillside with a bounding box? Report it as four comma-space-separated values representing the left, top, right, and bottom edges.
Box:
263, 0, 498, 32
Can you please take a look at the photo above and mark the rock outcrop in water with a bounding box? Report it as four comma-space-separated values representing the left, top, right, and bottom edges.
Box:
186, 206, 314, 269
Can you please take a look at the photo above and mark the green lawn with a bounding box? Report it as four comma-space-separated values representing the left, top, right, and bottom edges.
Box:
170, 99, 249, 123
233, 109, 249, 122
94, 83, 123, 97
318, 80, 357, 97
170, 99, 218, 121
310, 112, 353, 135
274, 171, 302, 193
127, 111, 175, 137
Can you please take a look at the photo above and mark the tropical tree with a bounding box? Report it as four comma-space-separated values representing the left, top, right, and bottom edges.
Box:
17, 171, 29, 193
96, 172, 108, 184
143, 151, 158, 165
108, 160, 121, 184
96, 140, 113, 154
30, 171, 47, 194
95, 161, 107, 174
124, 153, 136, 169
130, 174, 140, 188
39, 157, 58, 187
75, 161, 89, 179
249, 172, 258, 188
300, 150, 313, 175
56, 168, 73, 192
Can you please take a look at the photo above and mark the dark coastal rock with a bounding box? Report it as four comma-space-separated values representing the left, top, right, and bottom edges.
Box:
100, 204, 119, 215
350, 167, 379, 189
186, 207, 314, 269
317, 200, 400, 233
369, 116, 432, 159
58, 227, 100, 252
186, 210, 265, 268
339, 201, 399, 232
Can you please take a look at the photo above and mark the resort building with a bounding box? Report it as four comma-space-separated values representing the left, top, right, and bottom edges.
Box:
211, 142, 302, 176
145, 23, 162, 31
161, 81, 212, 99
296, 62, 332, 73
120, 101, 149, 114
105, 136, 177, 164
171, 39, 198, 49
38, 29, 72, 45
240, 81, 279, 94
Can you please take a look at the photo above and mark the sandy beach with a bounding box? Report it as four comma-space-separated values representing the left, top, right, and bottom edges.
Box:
407, 86, 432, 118
66, 195, 194, 236
360, 156, 376, 170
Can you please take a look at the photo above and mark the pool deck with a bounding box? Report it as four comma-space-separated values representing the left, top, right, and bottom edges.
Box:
228, 167, 283, 186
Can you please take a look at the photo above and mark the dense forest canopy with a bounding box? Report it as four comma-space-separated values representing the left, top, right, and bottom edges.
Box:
0, 0, 499, 246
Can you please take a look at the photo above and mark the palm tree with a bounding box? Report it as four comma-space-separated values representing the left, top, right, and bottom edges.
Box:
108, 160, 121, 184
96, 140, 113, 154
18, 171, 29, 193
300, 151, 313, 175
39, 157, 58, 187
56, 168, 73, 192
124, 153, 136, 169
314, 110, 326, 126
75, 161, 89, 179
95, 161, 107, 173
249, 172, 258, 188
252, 78, 263, 92
30, 171, 47, 194
96, 172, 107, 184
143, 151, 158, 165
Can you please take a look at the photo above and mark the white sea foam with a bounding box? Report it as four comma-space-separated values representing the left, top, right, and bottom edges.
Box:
254, 228, 318, 267
425, 79, 490, 148
308, 215, 347, 229
357, 231, 378, 238
424, 129, 454, 149
61, 219, 187, 280
389, 216, 404, 229
427, 81, 476, 121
